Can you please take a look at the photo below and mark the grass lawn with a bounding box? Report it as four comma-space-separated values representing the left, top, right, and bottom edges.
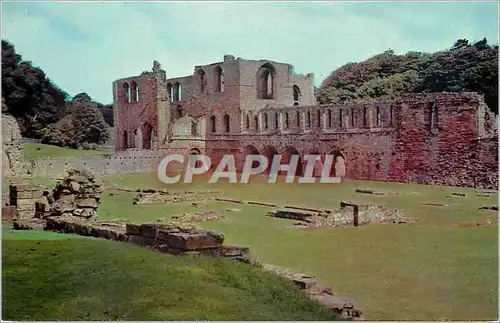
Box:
3, 172, 498, 320
2, 227, 340, 321
97, 173, 498, 321
23, 143, 113, 160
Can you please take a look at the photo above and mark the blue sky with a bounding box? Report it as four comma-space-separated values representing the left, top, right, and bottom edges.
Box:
2, 1, 498, 104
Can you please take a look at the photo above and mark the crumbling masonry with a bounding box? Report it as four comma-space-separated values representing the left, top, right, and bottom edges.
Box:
112, 56, 498, 188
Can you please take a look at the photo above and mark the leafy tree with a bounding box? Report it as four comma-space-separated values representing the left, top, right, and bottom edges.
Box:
2, 40, 69, 137
318, 38, 498, 114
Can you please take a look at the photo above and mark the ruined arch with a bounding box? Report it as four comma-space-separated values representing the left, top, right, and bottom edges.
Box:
224, 114, 230, 133
210, 115, 216, 133
262, 145, 279, 175
326, 149, 346, 177
133, 127, 142, 149
256, 63, 275, 99
243, 145, 261, 169
142, 122, 153, 150
214, 66, 224, 92
282, 146, 304, 177
123, 82, 131, 103
293, 84, 300, 101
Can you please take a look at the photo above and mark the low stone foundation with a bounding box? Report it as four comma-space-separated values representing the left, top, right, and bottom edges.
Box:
267, 201, 417, 229
133, 190, 220, 205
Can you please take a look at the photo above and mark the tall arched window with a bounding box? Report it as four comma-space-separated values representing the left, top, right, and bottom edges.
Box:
275, 112, 279, 129
246, 114, 250, 129
224, 114, 230, 133
177, 105, 183, 118
285, 112, 289, 128
174, 82, 181, 101
327, 110, 332, 128
293, 85, 300, 102
123, 130, 128, 149
256, 64, 275, 99
197, 69, 206, 92
210, 115, 216, 133
130, 81, 139, 102
167, 83, 173, 103
254, 115, 259, 130
214, 66, 224, 92
264, 113, 269, 129
123, 82, 131, 103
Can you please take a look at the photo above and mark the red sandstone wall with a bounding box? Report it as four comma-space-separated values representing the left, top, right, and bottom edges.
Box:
113, 73, 157, 150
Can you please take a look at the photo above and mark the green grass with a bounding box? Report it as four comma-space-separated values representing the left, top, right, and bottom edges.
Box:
2, 234, 341, 321
97, 173, 498, 321
23, 143, 113, 160
4, 173, 498, 320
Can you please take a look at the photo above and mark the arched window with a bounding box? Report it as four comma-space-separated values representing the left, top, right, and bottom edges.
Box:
191, 121, 197, 136
197, 69, 206, 92
307, 111, 311, 128
167, 83, 173, 103
123, 83, 131, 103
317, 110, 321, 128
327, 110, 332, 128
351, 108, 355, 127
210, 115, 216, 133
130, 81, 139, 102
214, 66, 224, 92
275, 112, 279, 129
254, 115, 259, 130
285, 112, 289, 128
177, 105, 183, 118
123, 130, 128, 149
376, 106, 381, 126
224, 114, 230, 133
293, 85, 300, 102
174, 82, 181, 101
264, 113, 269, 129
256, 63, 275, 99
246, 114, 250, 129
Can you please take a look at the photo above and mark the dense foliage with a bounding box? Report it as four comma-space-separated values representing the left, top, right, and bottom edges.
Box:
1, 40, 113, 147
316, 39, 499, 114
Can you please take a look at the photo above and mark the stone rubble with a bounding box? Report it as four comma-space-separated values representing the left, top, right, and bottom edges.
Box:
261, 264, 363, 320
133, 190, 219, 205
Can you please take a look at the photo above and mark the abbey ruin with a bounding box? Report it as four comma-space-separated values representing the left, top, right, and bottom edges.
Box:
111, 56, 498, 188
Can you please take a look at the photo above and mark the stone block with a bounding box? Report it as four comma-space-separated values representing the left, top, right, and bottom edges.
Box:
292, 275, 317, 290
140, 223, 157, 238
129, 235, 156, 247
125, 223, 142, 236
164, 231, 224, 250
197, 245, 249, 257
